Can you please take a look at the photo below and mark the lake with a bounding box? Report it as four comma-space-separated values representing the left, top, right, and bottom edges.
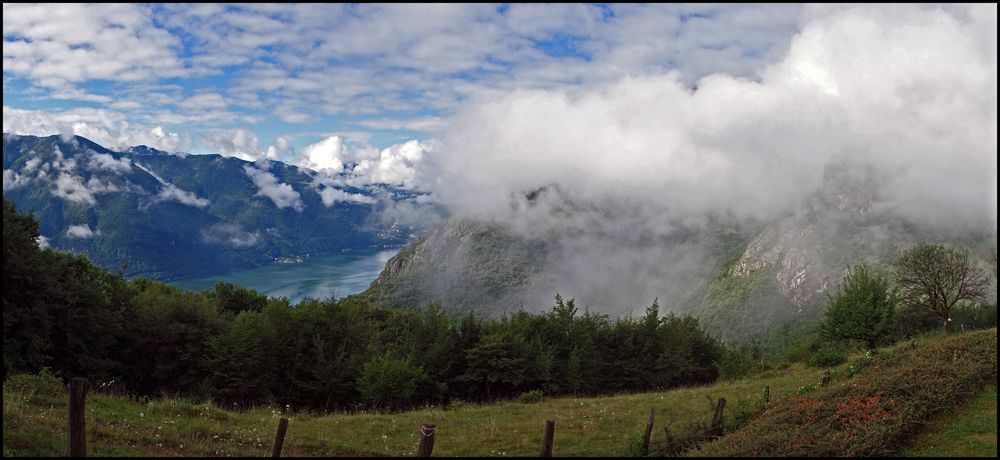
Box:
169, 247, 399, 304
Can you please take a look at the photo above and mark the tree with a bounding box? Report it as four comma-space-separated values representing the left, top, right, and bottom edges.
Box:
895, 243, 989, 333
357, 353, 428, 410
821, 264, 895, 350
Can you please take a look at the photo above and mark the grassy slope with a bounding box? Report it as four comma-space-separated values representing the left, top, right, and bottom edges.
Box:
902, 385, 997, 457
691, 328, 998, 457
4, 330, 995, 457
4, 365, 833, 457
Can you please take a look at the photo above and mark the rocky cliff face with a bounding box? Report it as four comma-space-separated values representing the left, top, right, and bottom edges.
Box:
366, 218, 550, 314
729, 161, 883, 311
371, 219, 487, 287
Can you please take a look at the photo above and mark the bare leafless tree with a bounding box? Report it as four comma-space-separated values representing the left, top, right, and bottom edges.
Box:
895, 243, 989, 333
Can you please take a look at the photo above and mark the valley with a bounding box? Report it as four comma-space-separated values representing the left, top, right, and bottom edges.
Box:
169, 247, 400, 304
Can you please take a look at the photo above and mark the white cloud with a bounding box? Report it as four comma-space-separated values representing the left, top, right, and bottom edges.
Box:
157, 184, 210, 208
50, 173, 120, 206
351, 140, 430, 189
3, 169, 31, 191
356, 116, 449, 133
316, 186, 375, 207
35, 235, 50, 249
200, 223, 260, 247
296, 136, 433, 190
65, 224, 98, 239
2, 3, 187, 86
2, 106, 191, 153
432, 4, 996, 230
299, 136, 347, 172
23, 158, 42, 173
178, 92, 228, 110
132, 161, 210, 208
51, 173, 96, 205
202, 129, 280, 162
242, 165, 304, 211
87, 151, 133, 174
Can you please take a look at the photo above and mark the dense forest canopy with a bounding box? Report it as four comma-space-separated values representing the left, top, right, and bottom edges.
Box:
4, 198, 995, 412
4, 198, 727, 411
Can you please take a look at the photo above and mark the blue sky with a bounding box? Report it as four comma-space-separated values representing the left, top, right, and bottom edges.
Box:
3, 3, 801, 159
2, 3, 995, 234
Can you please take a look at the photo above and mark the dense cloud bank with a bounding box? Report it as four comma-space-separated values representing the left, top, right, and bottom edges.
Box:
415, 4, 997, 313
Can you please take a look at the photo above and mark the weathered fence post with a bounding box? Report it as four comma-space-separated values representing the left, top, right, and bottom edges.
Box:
539, 420, 555, 457
272, 417, 289, 457
821, 370, 830, 387
709, 398, 726, 437
961, 323, 965, 333
764, 386, 770, 408
911, 338, 918, 350
417, 424, 436, 457
68, 377, 90, 457
641, 409, 655, 456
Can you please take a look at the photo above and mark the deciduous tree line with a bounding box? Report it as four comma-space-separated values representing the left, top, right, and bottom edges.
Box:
4, 199, 725, 412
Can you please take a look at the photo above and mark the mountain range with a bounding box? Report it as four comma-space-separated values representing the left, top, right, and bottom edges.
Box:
3, 133, 995, 343
365, 160, 997, 342
2, 133, 425, 280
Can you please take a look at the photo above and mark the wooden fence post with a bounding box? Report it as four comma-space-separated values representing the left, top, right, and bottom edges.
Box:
641, 409, 654, 456
417, 424, 436, 457
272, 417, 289, 457
68, 377, 90, 457
764, 386, 770, 408
821, 370, 830, 387
709, 398, 726, 437
539, 420, 555, 457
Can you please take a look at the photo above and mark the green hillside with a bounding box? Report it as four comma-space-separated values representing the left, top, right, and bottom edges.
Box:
5, 329, 995, 457
902, 386, 997, 457
2, 134, 419, 280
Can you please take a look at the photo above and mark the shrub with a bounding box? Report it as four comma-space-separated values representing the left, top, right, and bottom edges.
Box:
446, 398, 468, 410
725, 399, 762, 432
357, 354, 429, 410
807, 344, 847, 368
515, 390, 544, 404
649, 420, 712, 457
690, 329, 998, 457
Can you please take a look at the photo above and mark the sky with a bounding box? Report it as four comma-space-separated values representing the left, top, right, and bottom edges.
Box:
3, 3, 996, 224
4, 4, 801, 167
4, 3, 996, 314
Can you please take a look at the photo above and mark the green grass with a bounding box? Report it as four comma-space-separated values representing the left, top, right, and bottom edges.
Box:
4, 364, 833, 457
902, 385, 997, 457
4, 330, 995, 457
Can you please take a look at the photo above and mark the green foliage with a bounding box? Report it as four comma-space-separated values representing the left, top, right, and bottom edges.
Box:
716, 341, 768, 380
821, 264, 896, 350
950, 303, 998, 330
725, 399, 762, 432
649, 420, 711, 457
515, 390, 544, 404
3, 197, 726, 412
807, 343, 848, 368
212, 282, 267, 314
4, 367, 66, 398
358, 354, 429, 410
902, 386, 997, 457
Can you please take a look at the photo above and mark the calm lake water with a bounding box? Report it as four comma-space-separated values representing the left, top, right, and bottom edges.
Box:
169, 247, 399, 304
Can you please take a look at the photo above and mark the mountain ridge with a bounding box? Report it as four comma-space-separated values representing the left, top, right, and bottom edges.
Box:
2, 133, 424, 280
